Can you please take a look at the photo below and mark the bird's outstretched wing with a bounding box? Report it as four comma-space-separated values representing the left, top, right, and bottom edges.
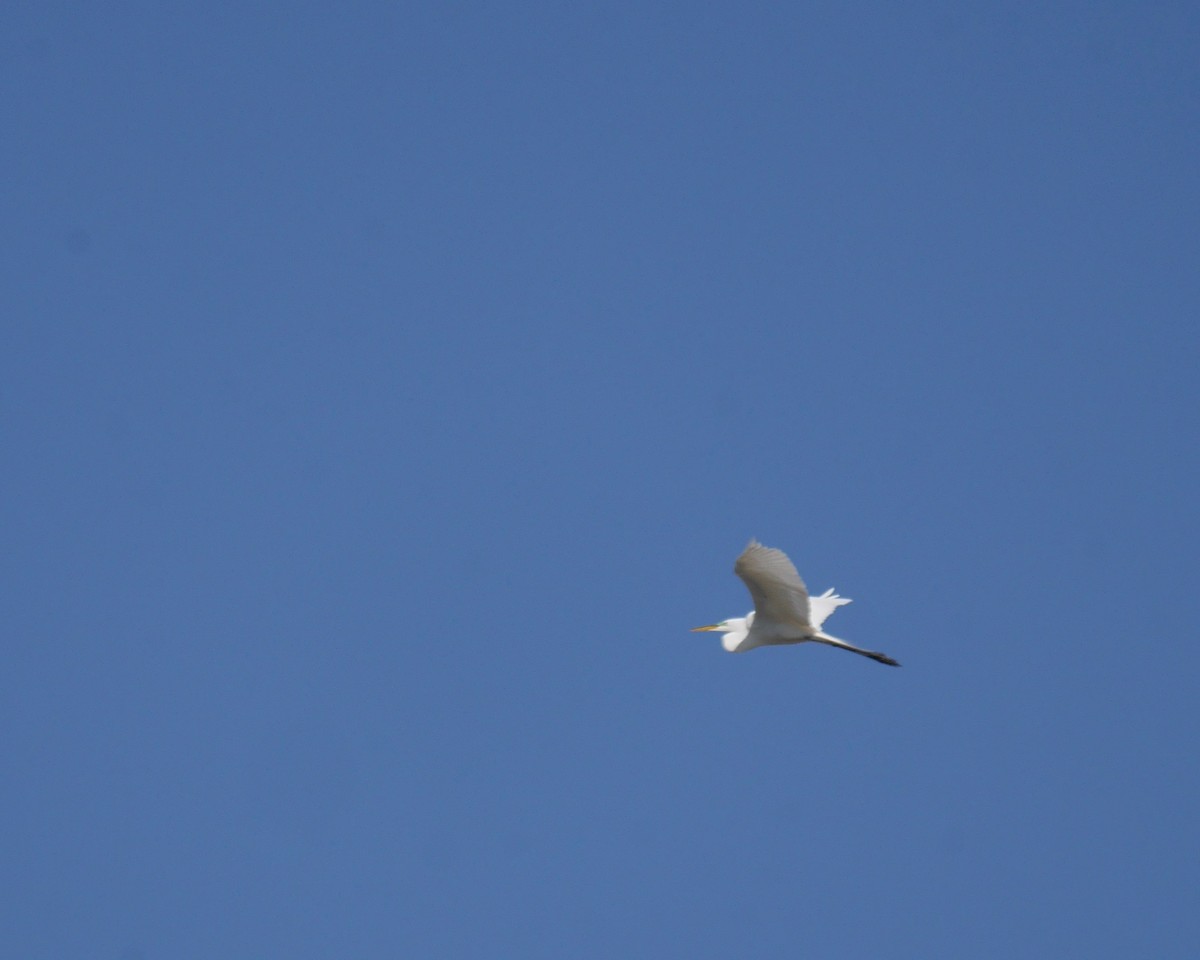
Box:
734, 540, 812, 629
809, 588, 851, 629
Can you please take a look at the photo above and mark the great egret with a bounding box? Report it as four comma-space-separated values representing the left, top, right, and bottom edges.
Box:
693, 540, 900, 666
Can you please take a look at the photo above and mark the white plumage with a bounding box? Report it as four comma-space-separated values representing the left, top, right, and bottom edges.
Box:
692, 540, 900, 666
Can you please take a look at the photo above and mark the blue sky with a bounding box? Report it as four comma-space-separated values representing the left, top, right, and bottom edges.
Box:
4, 2, 1198, 956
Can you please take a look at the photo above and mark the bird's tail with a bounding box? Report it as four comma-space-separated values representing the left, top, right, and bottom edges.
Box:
812, 631, 900, 667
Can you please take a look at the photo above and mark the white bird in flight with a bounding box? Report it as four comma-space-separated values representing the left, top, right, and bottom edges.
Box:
693, 540, 900, 666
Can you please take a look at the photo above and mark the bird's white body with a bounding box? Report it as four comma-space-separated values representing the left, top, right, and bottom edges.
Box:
709, 587, 851, 653
693, 540, 900, 667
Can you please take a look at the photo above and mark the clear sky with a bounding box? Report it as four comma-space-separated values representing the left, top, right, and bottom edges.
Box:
4, 2, 1198, 957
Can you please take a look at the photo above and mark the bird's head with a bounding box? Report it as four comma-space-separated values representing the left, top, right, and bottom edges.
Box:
691, 611, 753, 635
691, 612, 754, 652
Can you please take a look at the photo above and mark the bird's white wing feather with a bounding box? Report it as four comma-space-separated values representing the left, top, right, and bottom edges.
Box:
733, 540, 811, 628
809, 588, 851, 629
